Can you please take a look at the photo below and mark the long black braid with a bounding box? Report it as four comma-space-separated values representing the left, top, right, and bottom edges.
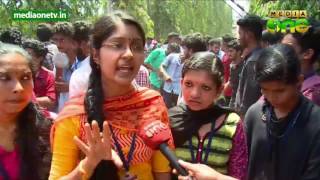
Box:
84, 57, 119, 180
84, 56, 104, 130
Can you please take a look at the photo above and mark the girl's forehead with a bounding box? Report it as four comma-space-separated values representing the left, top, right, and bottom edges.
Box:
0, 53, 30, 70
105, 23, 143, 41
260, 80, 292, 90
0, 52, 27, 61
183, 70, 215, 84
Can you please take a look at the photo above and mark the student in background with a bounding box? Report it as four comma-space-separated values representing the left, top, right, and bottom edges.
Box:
22, 39, 56, 111
145, 37, 158, 55
160, 43, 182, 108
161, 32, 181, 51
170, 52, 247, 180
221, 34, 235, 53
281, 27, 320, 106
144, 46, 166, 91
52, 22, 77, 111
220, 35, 236, 107
134, 64, 151, 88
261, 30, 282, 48
208, 38, 224, 60
235, 14, 263, 116
245, 44, 320, 179
36, 23, 59, 70
227, 40, 244, 110
68, 21, 92, 98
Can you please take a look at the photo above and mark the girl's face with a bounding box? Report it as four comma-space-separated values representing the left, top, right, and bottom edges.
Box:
93, 22, 145, 87
0, 53, 33, 115
182, 70, 222, 111
25, 48, 42, 70
260, 80, 301, 111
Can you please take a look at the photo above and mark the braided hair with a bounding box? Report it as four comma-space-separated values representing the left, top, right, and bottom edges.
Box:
84, 11, 145, 179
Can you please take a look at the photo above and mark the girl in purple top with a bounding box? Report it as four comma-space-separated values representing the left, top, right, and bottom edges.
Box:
0, 43, 50, 179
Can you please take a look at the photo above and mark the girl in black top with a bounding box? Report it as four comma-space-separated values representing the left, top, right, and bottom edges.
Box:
245, 44, 320, 180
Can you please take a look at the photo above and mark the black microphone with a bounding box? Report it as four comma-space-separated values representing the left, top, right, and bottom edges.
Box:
139, 121, 189, 176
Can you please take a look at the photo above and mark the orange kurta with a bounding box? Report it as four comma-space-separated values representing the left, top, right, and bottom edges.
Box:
49, 87, 173, 180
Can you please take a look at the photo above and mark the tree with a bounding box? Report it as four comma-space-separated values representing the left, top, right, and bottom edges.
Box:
250, 0, 320, 20
0, 0, 233, 41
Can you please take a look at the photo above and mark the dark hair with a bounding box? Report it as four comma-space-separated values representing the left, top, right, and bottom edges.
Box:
0, 43, 47, 179
222, 34, 234, 43
182, 52, 224, 88
237, 14, 263, 40
181, 33, 207, 53
84, 11, 145, 179
261, 30, 282, 45
36, 23, 53, 42
227, 39, 242, 51
208, 38, 221, 46
22, 39, 48, 58
0, 27, 22, 45
255, 44, 301, 84
53, 22, 74, 37
203, 35, 213, 46
167, 32, 180, 40
286, 27, 320, 64
73, 20, 92, 43
167, 43, 180, 53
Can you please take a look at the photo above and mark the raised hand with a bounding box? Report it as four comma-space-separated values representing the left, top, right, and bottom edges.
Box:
74, 120, 122, 168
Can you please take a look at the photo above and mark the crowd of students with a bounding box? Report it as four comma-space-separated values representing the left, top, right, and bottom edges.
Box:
0, 10, 320, 180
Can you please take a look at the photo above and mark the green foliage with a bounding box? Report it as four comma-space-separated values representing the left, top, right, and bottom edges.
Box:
250, 0, 320, 20
0, 0, 233, 41
147, 0, 233, 41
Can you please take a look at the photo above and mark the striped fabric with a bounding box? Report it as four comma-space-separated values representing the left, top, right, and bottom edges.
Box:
175, 113, 240, 174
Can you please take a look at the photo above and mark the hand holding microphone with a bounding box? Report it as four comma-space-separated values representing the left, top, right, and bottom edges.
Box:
138, 120, 189, 176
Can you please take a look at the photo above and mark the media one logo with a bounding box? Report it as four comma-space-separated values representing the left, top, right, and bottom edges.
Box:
266, 10, 310, 33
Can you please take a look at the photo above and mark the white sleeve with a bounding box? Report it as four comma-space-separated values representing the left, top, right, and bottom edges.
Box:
69, 69, 90, 98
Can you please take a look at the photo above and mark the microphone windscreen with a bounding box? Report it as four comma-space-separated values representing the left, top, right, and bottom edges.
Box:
53, 52, 69, 68
139, 121, 171, 149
